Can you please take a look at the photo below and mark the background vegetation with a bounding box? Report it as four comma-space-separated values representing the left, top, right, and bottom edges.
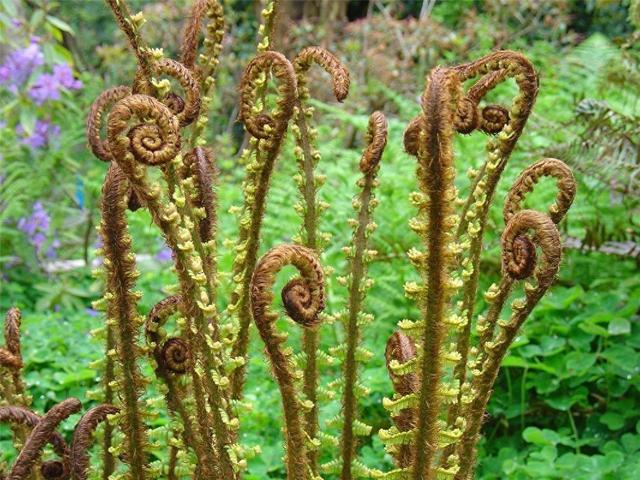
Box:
1, 0, 639, 478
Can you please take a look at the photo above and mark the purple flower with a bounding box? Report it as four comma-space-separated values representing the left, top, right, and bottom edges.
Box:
45, 237, 61, 259
85, 307, 99, 318
0, 42, 43, 92
17, 201, 54, 256
16, 119, 60, 149
28, 63, 82, 105
155, 247, 173, 262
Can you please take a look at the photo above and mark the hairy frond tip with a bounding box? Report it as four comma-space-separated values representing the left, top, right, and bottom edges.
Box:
71, 404, 120, 480
107, 94, 181, 167
504, 158, 576, 225
403, 115, 425, 156
501, 210, 562, 289
1, 307, 22, 369
294, 46, 351, 102
86, 86, 132, 162
360, 111, 388, 173
239, 51, 297, 139
180, 0, 208, 70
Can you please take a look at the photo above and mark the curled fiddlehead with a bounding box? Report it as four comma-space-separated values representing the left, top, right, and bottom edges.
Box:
107, 94, 181, 167
250, 244, 325, 480
504, 158, 576, 225
86, 86, 132, 162
293, 46, 350, 102
238, 51, 297, 139
6, 399, 81, 480
1, 308, 22, 372
70, 405, 119, 480
359, 111, 388, 173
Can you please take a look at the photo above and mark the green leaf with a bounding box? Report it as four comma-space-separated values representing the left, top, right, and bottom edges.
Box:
608, 318, 631, 336
565, 351, 596, 375
600, 412, 625, 430
46, 15, 74, 34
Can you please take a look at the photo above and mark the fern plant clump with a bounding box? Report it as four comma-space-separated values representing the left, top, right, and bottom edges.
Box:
0, 1, 576, 479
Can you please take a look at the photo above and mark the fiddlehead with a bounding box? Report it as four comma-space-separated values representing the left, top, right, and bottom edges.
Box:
290, 45, 350, 474
70, 405, 119, 480
250, 244, 325, 480
229, 51, 298, 399
454, 210, 563, 480
330, 112, 386, 480
6, 399, 81, 480
504, 158, 576, 225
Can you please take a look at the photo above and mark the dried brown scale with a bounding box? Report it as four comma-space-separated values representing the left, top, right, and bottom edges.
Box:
385, 332, 419, 469
505, 235, 537, 280
69, 405, 119, 480
0, 349, 21, 369
281, 278, 320, 327
504, 158, 576, 225
238, 51, 297, 139
4, 308, 21, 356
8, 399, 81, 480
360, 111, 388, 173
454, 96, 480, 134
132, 58, 201, 127
250, 244, 325, 480
107, 94, 180, 166
0, 406, 69, 459
479, 105, 509, 134
86, 86, 132, 162
294, 46, 350, 102
455, 210, 562, 480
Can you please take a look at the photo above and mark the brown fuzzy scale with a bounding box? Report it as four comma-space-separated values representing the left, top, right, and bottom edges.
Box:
359, 111, 387, 173
100, 164, 148, 479
7, 399, 81, 480
281, 278, 320, 327
183, 147, 217, 245
403, 115, 426, 157
86, 86, 132, 162
70, 405, 119, 480
0, 349, 21, 369
504, 158, 576, 225
40, 461, 66, 480
454, 210, 562, 480
132, 58, 201, 127
250, 244, 325, 480
340, 112, 387, 480
230, 51, 298, 399
385, 332, 419, 469
160, 338, 191, 374
294, 46, 350, 102
410, 66, 460, 480
505, 235, 537, 280
180, 0, 208, 71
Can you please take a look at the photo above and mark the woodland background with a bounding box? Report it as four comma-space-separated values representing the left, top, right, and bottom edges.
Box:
0, 0, 639, 478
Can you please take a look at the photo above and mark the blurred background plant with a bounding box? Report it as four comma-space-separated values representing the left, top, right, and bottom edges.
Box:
1, 0, 638, 478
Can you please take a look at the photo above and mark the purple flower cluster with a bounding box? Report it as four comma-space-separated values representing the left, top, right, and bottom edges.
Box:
16, 120, 60, 149
17, 201, 59, 258
29, 63, 83, 105
0, 40, 43, 93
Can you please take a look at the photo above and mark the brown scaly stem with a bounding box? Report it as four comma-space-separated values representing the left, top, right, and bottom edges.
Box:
292, 46, 350, 473
340, 112, 386, 480
100, 163, 149, 479
229, 51, 297, 399
408, 67, 460, 480
250, 244, 325, 480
